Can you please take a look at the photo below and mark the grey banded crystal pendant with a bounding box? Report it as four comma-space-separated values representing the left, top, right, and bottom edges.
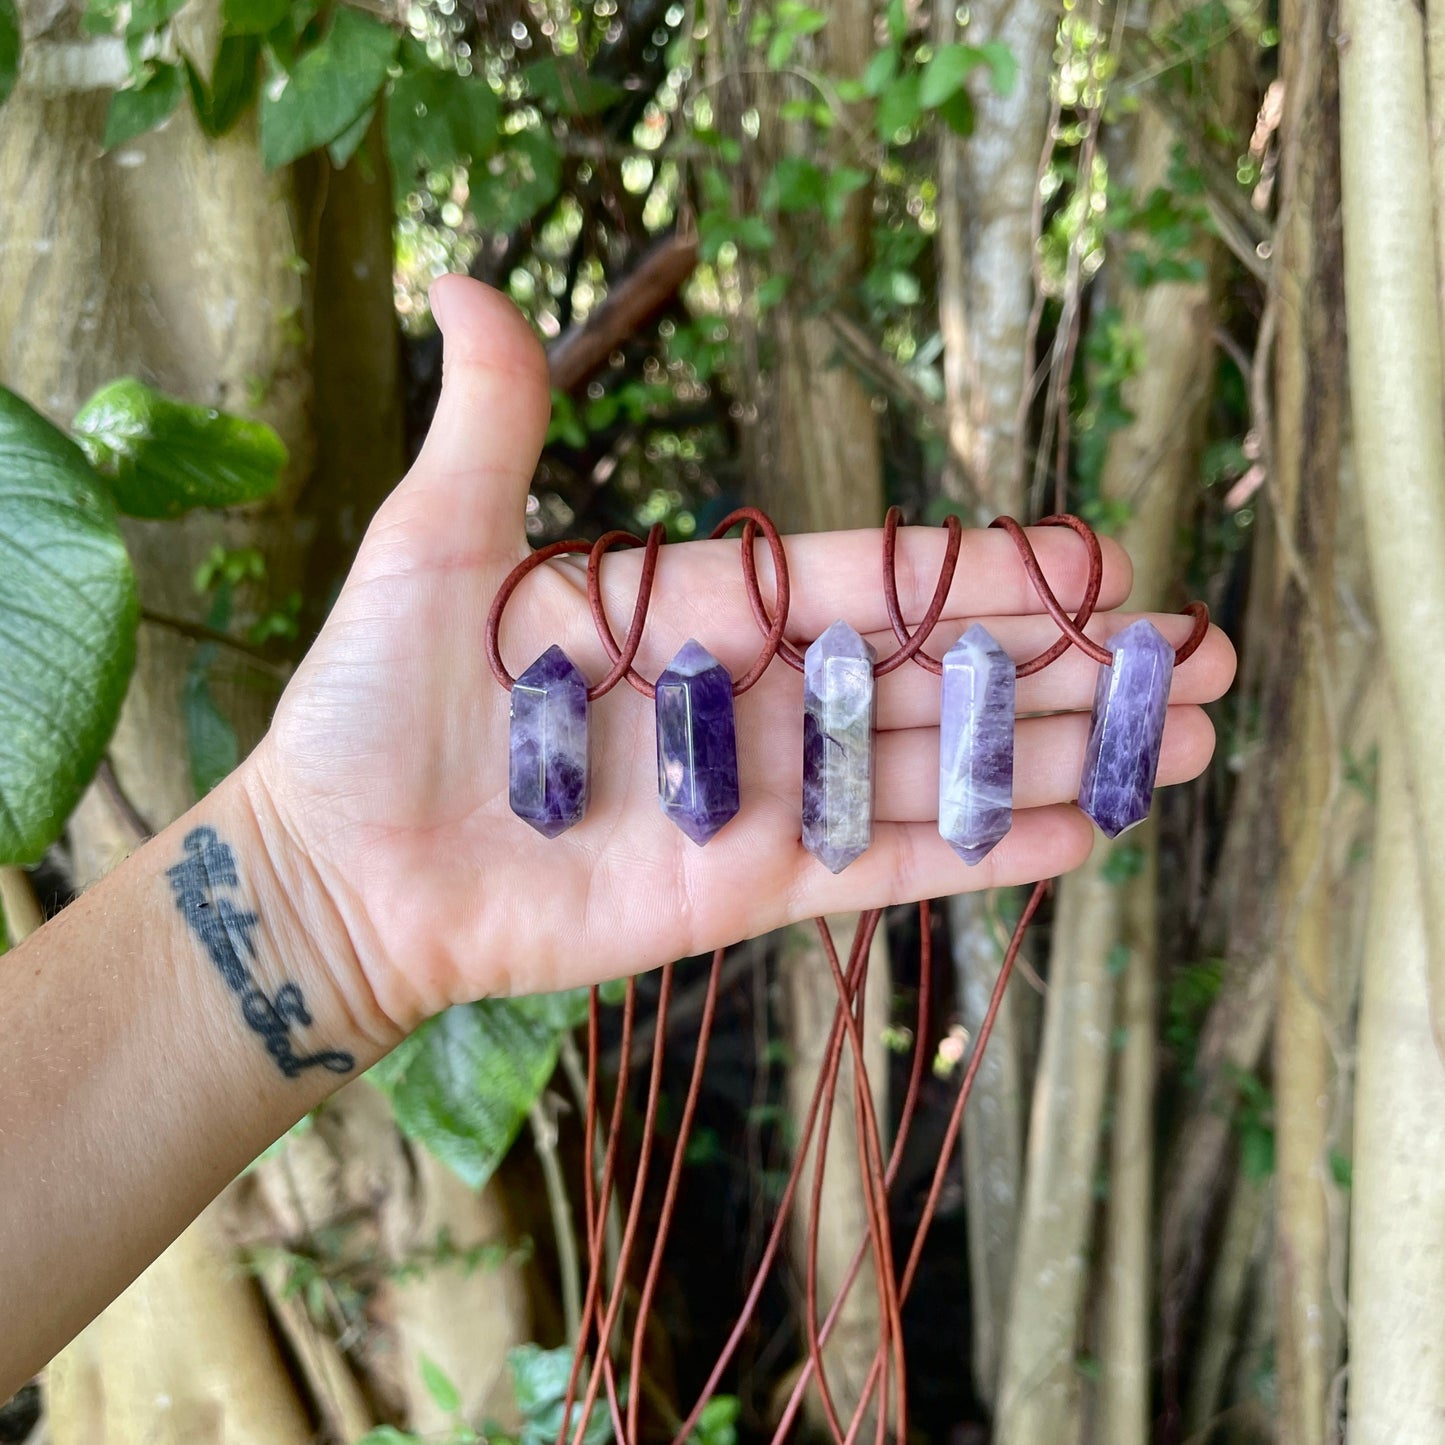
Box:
1077, 618, 1172, 837
655, 639, 741, 846
939, 623, 1016, 864
509, 645, 590, 837
802, 620, 877, 873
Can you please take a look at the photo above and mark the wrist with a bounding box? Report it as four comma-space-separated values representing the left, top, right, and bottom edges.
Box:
203, 764, 406, 1069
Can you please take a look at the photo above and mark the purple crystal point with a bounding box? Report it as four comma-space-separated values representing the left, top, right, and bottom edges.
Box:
509, 645, 589, 838
1078, 619, 1173, 838
939, 623, 1016, 864
802, 620, 877, 874
655, 639, 740, 846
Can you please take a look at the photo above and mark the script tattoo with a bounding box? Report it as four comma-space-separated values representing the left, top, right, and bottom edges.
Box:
167, 827, 355, 1080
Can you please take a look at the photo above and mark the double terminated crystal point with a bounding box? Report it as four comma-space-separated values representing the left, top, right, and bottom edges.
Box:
509, 645, 590, 838
1078, 618, 1172, 837
802, 620, 877, 874
656, 640, 740, 846
939, 623, 1016, 864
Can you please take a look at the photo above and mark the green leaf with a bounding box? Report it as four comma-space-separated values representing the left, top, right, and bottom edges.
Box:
127, 0, 184, 32
978, 39, 1018, 96
935, 87, 974, 137
72, 378, 287, 519
861, 46, 897, 98
919, 43, 983, 108
0, 0, 20, 108
420, 1354, 462, 1414
103, 61, 185, 149
521, 56, 622, 116
183, 656, 238, 797
221, 0, 288, 35
186, 34, 261, 137
690, 1396, 741, 1445
370, 999, 563, 1189
763, 155, 825, 213
0, 387, 137, 865
875, 71, 920, 140
509, 1344, 617, 1445
327, 101, 374, 167
885, 0, 906, 43
824, 164, 868, 223
258, 6, 397, 171
468, 127, 561, 232
387, 50, 499, 190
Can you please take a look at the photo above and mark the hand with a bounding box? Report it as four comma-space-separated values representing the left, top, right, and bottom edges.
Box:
244, 277, 1236, 1036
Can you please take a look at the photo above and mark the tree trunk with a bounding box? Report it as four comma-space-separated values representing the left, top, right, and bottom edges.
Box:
1340, 0, 1445, 1435
995, 91, 1227, 1445
1347, 718, 1445, 1441
931, 0, 1055, 1402
730, 2, 889, 1426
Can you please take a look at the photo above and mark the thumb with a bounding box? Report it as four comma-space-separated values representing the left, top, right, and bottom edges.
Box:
398, 275, 552, 555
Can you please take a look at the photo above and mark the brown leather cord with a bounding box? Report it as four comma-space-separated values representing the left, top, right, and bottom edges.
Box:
487, 512, 1211, 1445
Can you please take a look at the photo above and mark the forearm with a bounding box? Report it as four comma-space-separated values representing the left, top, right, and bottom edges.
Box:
0, 765, 399, 1395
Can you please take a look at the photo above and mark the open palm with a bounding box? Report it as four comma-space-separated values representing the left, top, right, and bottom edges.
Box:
251, 278, 1235, 1033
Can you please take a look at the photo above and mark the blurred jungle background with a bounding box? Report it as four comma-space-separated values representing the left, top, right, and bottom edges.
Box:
3, 0, 1444, 1438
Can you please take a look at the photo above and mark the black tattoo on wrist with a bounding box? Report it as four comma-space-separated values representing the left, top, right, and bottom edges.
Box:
167, 827, 355, 1080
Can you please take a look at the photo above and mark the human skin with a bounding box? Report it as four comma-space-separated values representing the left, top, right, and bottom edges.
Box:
0, 277, 1235, 1394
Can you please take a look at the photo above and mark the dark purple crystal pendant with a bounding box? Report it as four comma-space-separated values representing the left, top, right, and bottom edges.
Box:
1077, 619, 1172, 838
655, 639, 740, 846
509, 645, 590, 838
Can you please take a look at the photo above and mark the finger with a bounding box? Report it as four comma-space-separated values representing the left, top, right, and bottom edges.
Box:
870, 617, 1235, 729
382, 276, 551, 558
768, 805, 1096, 929
582, 522, 1134, 672
869, 705, 1216, 822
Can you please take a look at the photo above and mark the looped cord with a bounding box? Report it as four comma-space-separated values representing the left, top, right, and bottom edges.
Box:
588, 525, 665, 699
708, 506, 793, 695
487, 508, 1210, 704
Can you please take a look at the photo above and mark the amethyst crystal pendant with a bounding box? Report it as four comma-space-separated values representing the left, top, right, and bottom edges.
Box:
802, 620, 877, 874
939, 623, 1016, 864
1077, 619, 1173, 837
655, 640, 741, 846
509, 645, 590, 837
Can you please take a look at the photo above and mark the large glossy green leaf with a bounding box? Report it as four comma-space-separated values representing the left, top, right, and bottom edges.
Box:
72, 378, 286, 519
103, 61, 185, 149
0, 388, 138, 865
370, 998, 564, 1190
0, 0, 21, 108
510, 1344, 617, 1445
386, 45, 499, 196
259, 6, 397, 170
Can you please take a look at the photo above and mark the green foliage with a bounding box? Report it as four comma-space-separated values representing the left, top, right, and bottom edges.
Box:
186, 36, 263, 138
222, 0, 289, 36
1229, 1067, 1276, 1183
421, 1354, 463, 1413
469, 130, 563, 233
72, 379, 287, 519
1102, 841, 1146, 884
522, 56, 624, 116
0, 0, 21, 108
259, 6, 397, 171
0, 388, 138, 865
369, 989, 588, 1189
689, 1396, 741, 1445
1165, 958, 1224, 1074
508, 1343, 617, 1445
103, 62, 186, 150
387, 41, 499, 199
